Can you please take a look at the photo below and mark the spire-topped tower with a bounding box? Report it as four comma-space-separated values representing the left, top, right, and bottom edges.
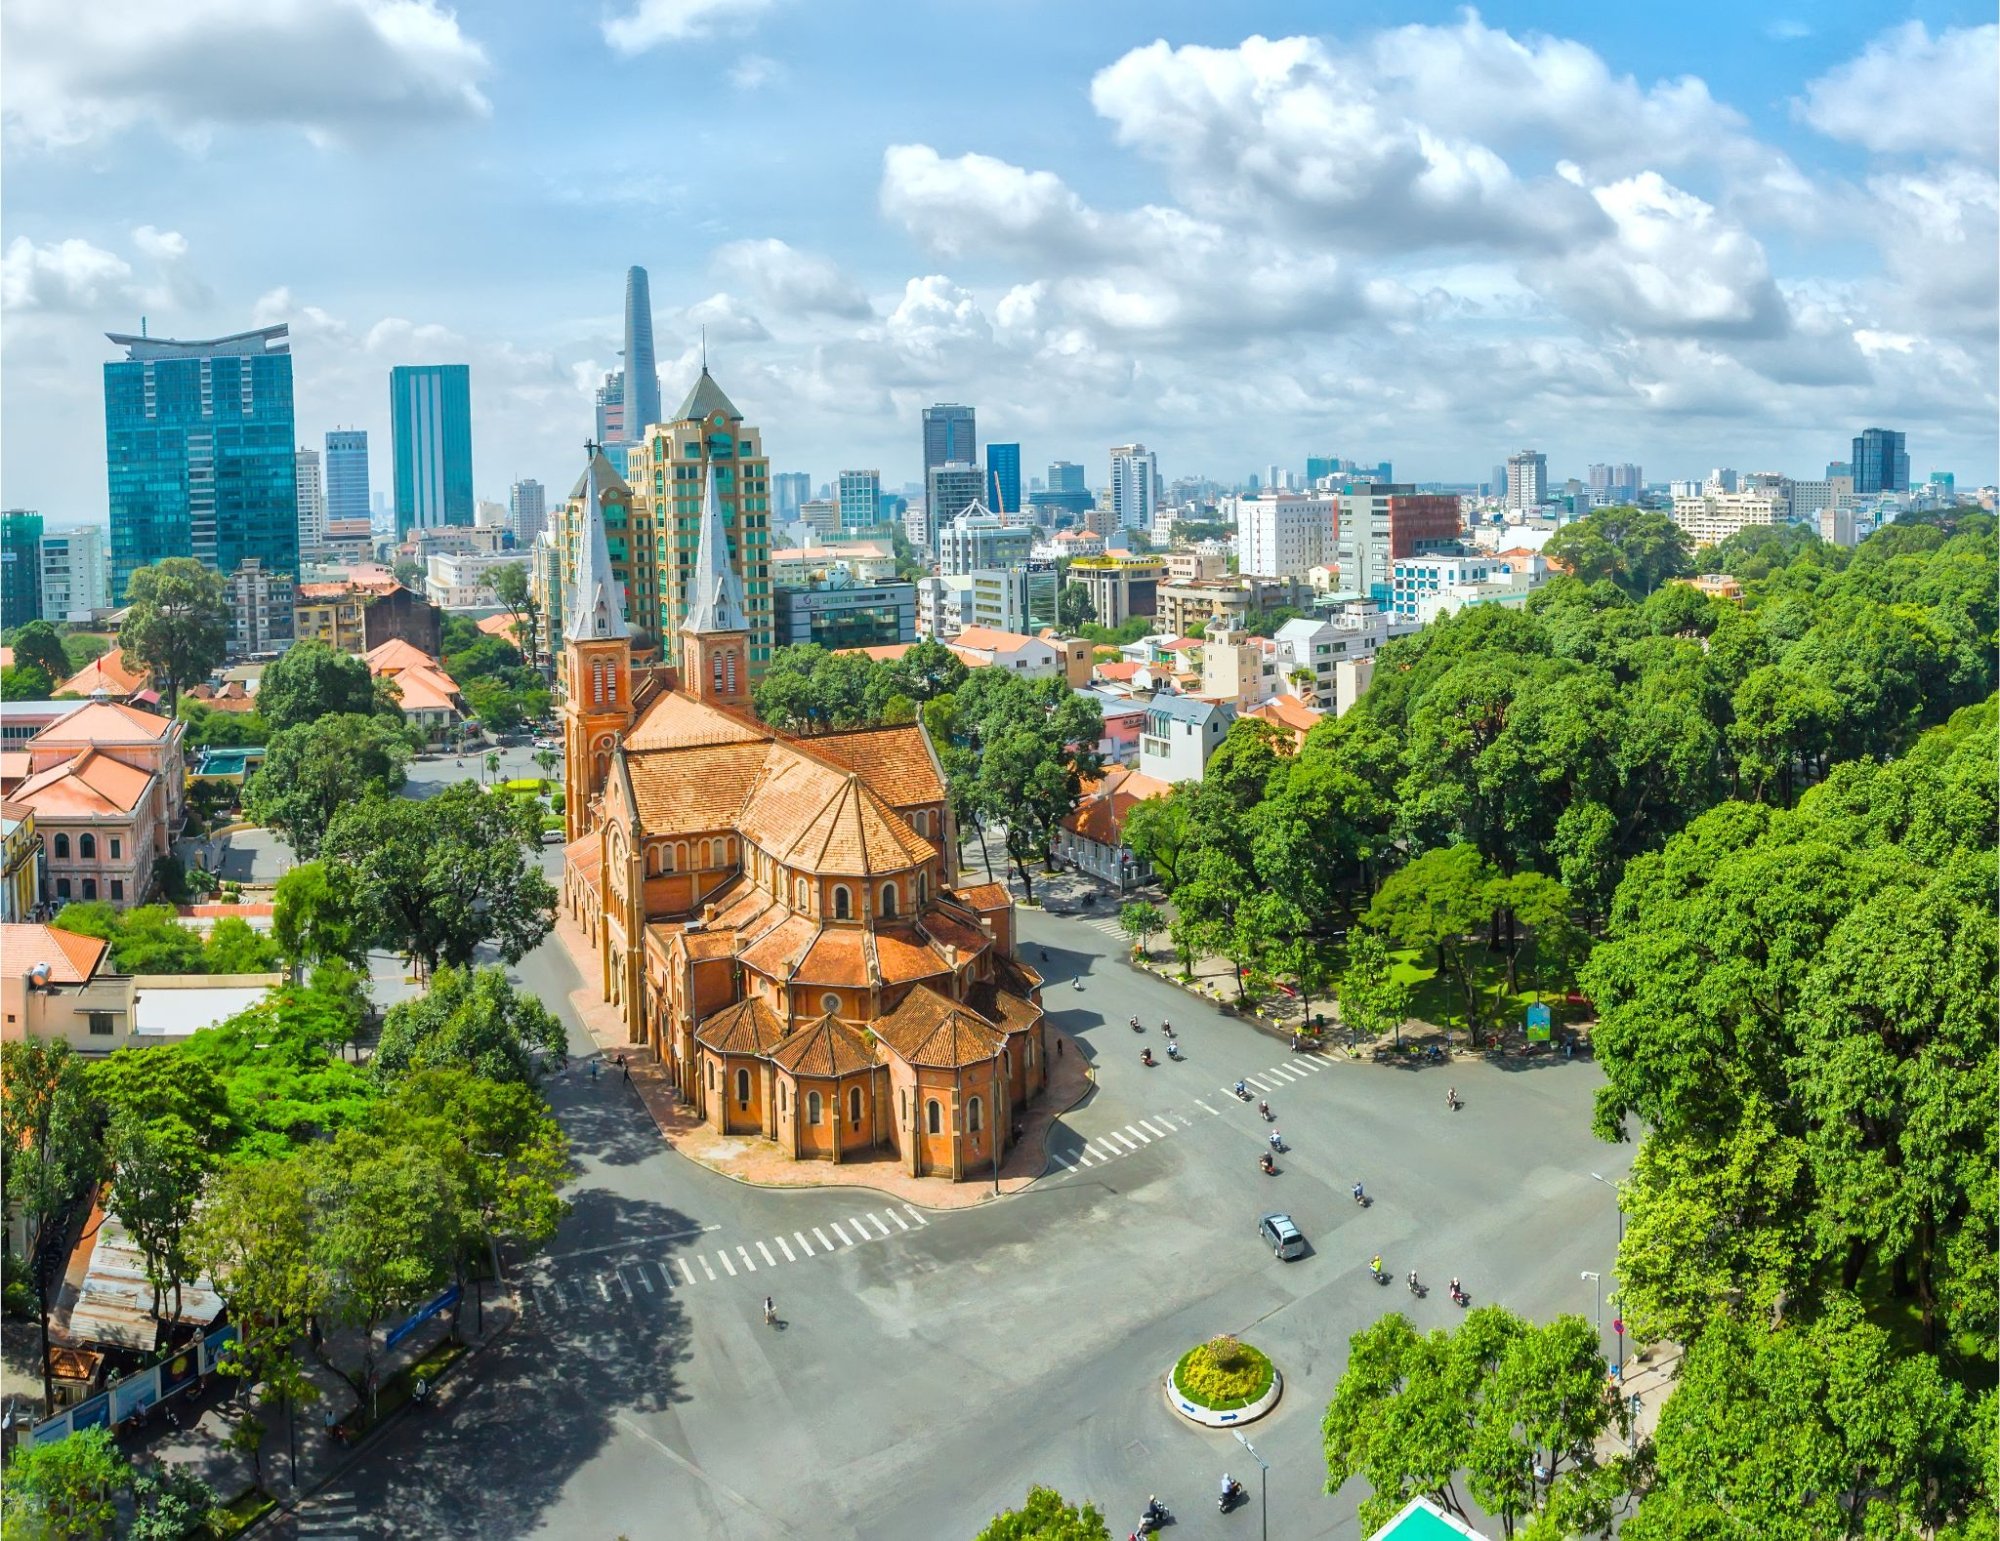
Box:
681, 463, 751, 708
562, 442, 634, 841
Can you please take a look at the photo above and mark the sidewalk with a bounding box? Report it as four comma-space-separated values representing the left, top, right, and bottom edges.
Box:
551, 907, 1096, 1210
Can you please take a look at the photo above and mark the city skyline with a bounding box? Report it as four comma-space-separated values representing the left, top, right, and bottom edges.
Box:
2, 3, 1995, 521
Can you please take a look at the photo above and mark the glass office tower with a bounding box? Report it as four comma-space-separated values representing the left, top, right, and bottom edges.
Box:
986, 442, 1021, 517
390, 364, 475, 535
103, 324, 299, 598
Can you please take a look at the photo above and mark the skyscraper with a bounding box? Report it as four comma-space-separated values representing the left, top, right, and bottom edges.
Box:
1505, 450, 1548, 511
103, 324, 298, 598
295, 448, 326, 561
772, 472, 811, 524
594, 371, 625, 448
1110, 444, 1158, 533
389, 364, 474, 536
986, 442, 1021, 517
622, 266, 661, 441
1587, 463, 1643, 503
925, 463, 986, 552
1, 511, 44, 626
923, 404, 977, 487
1851, 427, 1909, 494
325, 429, 370, 526
508, 479, 547, 543
837, 470, 882, 531
38, 525, 108, 622
1048, 461, 1086, 494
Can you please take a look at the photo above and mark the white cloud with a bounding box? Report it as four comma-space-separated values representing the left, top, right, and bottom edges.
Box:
2, 0, 491, 150
1, 238, 135, 313
1798, 22, 2000, 158
1865, 165, 1999, 340
711, 239, 871, 319
603, 0, 779, 55
728, 53, 787, 91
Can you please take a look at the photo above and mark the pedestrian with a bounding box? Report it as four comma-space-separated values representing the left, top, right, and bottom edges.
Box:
589, 1058, 600, 1081
617, 1053, 629, 1080
763, 1295, 775, 1325
1057, 1038, 1064, 1058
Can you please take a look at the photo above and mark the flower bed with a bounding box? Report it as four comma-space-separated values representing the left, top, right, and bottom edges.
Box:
1171, 1336, 1275, 1411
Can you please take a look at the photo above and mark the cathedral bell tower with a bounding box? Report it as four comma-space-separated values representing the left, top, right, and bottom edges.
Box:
563, 442, 634, 841
681, 463, 752, 710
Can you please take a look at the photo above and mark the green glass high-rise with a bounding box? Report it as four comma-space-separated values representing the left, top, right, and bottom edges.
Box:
1, 510, 44, 627
390, 364, 475, 535
103, 324, 299, 600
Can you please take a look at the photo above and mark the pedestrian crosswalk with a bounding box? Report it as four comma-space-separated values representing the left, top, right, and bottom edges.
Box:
1076, 913, 1129, 942
1043, 1054, 1330, 1179
522, 1205, 933, 1319
294, 1489, 358, 1540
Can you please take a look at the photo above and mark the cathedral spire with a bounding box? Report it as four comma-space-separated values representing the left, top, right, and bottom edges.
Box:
681, 463, 748, 637
566, 442, 629, 642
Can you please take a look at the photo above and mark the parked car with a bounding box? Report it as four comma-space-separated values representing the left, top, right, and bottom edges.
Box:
540, 828, 565, 845
1258, 1212, 1306, 1261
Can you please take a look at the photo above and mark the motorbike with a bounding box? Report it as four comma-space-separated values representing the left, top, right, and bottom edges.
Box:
1140, 1049, 1155, 1067
1134, 1498, 1170, 1534
1130, 1016, 1143, 1032
1352, 1186, 1370, 1207
1449, 1283, 1470, 1307
1424, 1044, 1447, 1064
1219, 1480, 1246, 1513
1267, 1132, 1285, 1152
1407, 1276, 1427, 1299
1165, 1042, 1181, 1060
1258, 1102, 1273, 1121
1234, 1084, 1252, 1101
1370, 1265, 1390, 1286
1259, 1154, 1276, 1175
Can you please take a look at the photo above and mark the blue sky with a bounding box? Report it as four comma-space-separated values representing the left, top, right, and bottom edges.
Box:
3, 0, 1995, 523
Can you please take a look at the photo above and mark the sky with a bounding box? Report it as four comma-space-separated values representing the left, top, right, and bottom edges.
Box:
2, 0, 1996, 524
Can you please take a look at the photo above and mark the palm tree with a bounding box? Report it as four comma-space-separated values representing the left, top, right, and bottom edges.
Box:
533, 749, 560, 790
484, 751, 501, 785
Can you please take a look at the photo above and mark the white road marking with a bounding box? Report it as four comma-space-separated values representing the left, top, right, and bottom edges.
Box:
1196, 1100, 1220, 1115
848, 1216, 875, 1242
737, 1246, 757, 1272
699, 1257, 717, 1282
678, 1259, 696, 1285
795, 1231, 815, 1257
831, 1222, 854, 1246
718, 1252, 738, 1277
904, 1205, 929, 1226
1139, 1118, 1172, 1138
1076, 1152, 1095, 1167
775, 1236, 796, 1262
1053, 1151, 1077, 1170
812, 1227, 833, 1250
887, 1209, 911, 1231
1244, 1073, 1277, 1092
757, 1241, 777, 1267
1124, 1124, 1151, 1144
1109, 1131, 1140, 1152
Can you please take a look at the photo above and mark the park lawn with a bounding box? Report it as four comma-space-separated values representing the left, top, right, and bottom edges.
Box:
1383, 943, 1583, 1041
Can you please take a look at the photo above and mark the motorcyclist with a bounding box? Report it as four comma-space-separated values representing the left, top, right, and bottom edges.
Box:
1258, 1099, 1270, 1118
1235, 1079, 1248, 1098
1269, 1129, 1282, 1150
1220, 1473, 1233, 1501
1407, 1269, 1420, 1292
1450, 1276, 1463, 1300
1141, 1048, 1154, 1066
1260, 1152, 1274, 1173
1352, 1181, 1365, 1203
1371, 1254, 1383, 1276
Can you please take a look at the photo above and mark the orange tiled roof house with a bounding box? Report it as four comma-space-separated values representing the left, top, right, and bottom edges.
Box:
559, 448, 1048, 1181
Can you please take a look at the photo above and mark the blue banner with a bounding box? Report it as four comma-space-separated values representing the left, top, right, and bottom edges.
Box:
108, 1368, 160, 1425
385, 1284, 462, 1350
28, 1415, 71, 1447
199, 1324, 238, 1377
69, 1393, 110, 1433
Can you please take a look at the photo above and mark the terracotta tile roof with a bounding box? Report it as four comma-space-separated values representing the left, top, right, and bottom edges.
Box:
477, 613, 526, 640
790, 927, 876, 988
913, 907, 988, 957
54, 651, 149, 699
737, 913, 821, 981
624, 691, 767, 752
992, 952, 1043, 997
693, 997, 790, 1055
739, 760, 935, 876
838, 643, 915, 663
1062, 789, 1140, 846
378, 663, 459, 714
1094, 661, 1142, 682
30, 701, 174, 745
626, 741, 777, 835
951, 626, 1039, 652
953, 882, 1012, 914
768, 1013, 877, 1078
1117, 771, 1174, 800
363, 638, 439, 673
801, 725, 944, 808
874, 985, 1006, 1069
966, 982, 1040, 1038
565, 836, 601, 895
0, 751, 29, 787
8, 924, 109, 984
0, 648, 10, 669
872, 926, 953, 986
12, 749, 153, 817
185, 682, 259, 712
1248, 695, 1322, 739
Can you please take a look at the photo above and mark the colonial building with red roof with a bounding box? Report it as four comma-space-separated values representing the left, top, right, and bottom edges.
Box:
561, 452, 1048, 1180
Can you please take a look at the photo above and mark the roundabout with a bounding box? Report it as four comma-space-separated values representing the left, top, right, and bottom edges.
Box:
1165, 1336, 1283, 1428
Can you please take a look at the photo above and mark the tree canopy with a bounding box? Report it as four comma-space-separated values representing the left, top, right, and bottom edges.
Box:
1543, 506, 1694, 596
242, 712, 414, 858
372, 964, 564, 1085
256, 639, 380, 729
118, 558, 231, 709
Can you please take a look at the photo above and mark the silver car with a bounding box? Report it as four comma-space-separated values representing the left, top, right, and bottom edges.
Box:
1258, 1212, 1306, 1261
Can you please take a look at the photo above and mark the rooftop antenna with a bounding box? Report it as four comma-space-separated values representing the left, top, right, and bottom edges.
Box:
140, 317, 148, 338
700, 325, 707, 373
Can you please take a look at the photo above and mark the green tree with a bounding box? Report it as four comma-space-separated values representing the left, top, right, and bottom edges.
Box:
1366, 845, 1500, 1044
273, 861, 367, 968
372, 965, 563, 1085
1338, 928, 1413, 1048
128, 1462, 219, 1541
1322, 1308, 1630, 1540
179, 974, 377, 1158
0, 1039, 99, 1406
1, 661, 54, 700
86, 1048, 233, 1153
1055, 582, 1096, 633
203, 915, 282, 973
243, 712, 413, 858
487, 561, 536, 661
1120, 792, 1195, 889
118, 558, 231, 711
103, 1111, 210, 1325
0, 1424, 132, 1541
1543, 506, 1693, 597
1484, 870, 1577, 999
1116, 900, 1163, 955
176, 699, 270, 749
975, 1486, 1112, 1541
9, 619, 72, 681
256, 639, 379, 729
322, 784, 556, 979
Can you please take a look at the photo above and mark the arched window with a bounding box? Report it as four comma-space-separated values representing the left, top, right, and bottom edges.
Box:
832, 886, 851, 920
675, 841, 689, 871
917, 871, 929, 905
926, 1099, 942, 1136
53, 834, 69, 859
968, 1096, 982, 1134
849, 1087, 863, 1128
821, 992, 841, 1015
807, 1091, 822, 1126
795, 878, 808, 909
879, 882, 898, 918
78, 834, 96, 859
735, 1068, 750, 1106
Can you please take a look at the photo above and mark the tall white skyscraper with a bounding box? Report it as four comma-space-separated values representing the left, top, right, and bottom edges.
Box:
38, 526, 108, 621
1505, 450, 1548, 511
508, 478, 547, 543
1110, 443, 1158, 533
295, 447, 326, 561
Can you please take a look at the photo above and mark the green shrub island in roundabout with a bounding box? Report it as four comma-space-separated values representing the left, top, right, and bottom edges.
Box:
1167, 1335, 1282, 1426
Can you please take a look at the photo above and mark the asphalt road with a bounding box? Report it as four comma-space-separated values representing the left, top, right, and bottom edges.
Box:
283, 787, 1633, 1541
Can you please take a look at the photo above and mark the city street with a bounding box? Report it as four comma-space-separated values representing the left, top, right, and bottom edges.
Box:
275, 814, 1634, 1541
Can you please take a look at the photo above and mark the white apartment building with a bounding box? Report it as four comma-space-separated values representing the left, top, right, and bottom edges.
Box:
1109, 444, 1158, 533
1506, 450, 1548, 510
1392, 555, 1499, 620
1231, 492, 1337, 579
38, 526, 108, 622
969, 564, 1058, 634
1271, 606, 1389, 709
1671, 489, 1786, 548
426, 549, 529, 610
771, 543, 898, 588
939, 504, 1034, 576
1138, 694, 1235, 783
508, 479, 547, 543
915, 574, 975, 639
798, 498, 841, 538
295, 448, 326, 562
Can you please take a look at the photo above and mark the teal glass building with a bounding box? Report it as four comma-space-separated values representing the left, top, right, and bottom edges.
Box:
103, 324, 299, 599
986, 442, 1021, 517
390, 364, 475, 535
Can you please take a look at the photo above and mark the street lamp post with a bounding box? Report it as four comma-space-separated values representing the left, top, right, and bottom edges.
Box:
1233, 1431, 1271, 1541
1581, 1270, 1602, 1364
1589, 1172, 1625, 1381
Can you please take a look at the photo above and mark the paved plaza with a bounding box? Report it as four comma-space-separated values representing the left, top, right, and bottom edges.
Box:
265, 857, 1633, 1541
